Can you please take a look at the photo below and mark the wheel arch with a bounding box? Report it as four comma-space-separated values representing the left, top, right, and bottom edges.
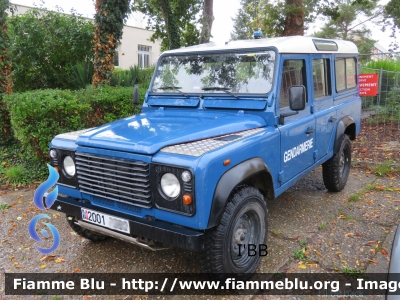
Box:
207, 157, 274, 228
334, 116, 356, 154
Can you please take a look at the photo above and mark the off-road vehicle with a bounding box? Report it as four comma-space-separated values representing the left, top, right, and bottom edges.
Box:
48, 36, 361, 277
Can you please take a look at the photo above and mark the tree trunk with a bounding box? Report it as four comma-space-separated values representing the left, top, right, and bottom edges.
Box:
282, 0, 304, 36
200, 0, 213, 44
157, 0, 181, 49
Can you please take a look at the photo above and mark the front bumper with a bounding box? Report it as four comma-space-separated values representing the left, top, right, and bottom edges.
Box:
50, 195, 204, 251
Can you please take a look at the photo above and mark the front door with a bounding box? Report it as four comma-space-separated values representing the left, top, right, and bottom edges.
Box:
278, 55, 316, 184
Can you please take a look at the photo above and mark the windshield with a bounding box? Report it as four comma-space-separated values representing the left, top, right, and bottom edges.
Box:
151, 50, 276, 95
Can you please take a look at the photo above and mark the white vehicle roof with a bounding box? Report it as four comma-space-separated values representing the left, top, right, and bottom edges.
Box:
163, 36, 358, 55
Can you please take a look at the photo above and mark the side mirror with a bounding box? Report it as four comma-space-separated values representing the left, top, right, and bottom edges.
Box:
279, 85, 306, 125
289, 85, 306, 111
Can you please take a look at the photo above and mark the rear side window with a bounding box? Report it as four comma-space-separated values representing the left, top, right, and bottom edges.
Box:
335, 58, 356, 92
312, 59, 331, 99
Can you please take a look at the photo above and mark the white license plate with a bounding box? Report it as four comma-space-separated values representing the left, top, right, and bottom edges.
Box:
81, 208, 130, 234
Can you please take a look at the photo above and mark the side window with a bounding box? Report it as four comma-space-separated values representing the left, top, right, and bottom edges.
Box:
335, 57, 356, 92
312, 59, 331, 99
280, 60, 306, 110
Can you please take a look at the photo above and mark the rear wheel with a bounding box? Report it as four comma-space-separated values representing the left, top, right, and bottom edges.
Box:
67, 217, 108, 242
322, 134, 351, 192
199, 186, 267, 279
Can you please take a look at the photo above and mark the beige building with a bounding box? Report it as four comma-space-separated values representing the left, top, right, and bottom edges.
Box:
9, 3, 162, 69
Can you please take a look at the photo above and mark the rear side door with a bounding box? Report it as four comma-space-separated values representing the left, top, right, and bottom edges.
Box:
278, 55, 316, 185
310, 55, 337, 161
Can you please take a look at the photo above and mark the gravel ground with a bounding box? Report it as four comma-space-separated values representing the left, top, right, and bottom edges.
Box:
0, 165, 399, 300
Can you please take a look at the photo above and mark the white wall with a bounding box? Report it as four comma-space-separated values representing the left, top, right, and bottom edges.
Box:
117, 25, 162, 69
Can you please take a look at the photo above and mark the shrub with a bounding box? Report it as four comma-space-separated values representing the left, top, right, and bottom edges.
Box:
4, 85, 148, 159
0, 96, 12, 144
110, 65, 154, 88
8, 8, 94, 91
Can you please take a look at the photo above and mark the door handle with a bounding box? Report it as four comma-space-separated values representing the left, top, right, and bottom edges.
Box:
306, 128, 315, 134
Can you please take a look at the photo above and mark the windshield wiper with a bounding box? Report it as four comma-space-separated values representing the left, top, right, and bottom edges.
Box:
201, 86, 238, 98
157, 86, 188, 97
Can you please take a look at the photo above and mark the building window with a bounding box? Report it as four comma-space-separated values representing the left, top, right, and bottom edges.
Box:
312, 59, 331, 99
335, 58, 356, 92
280, 59, 306, 110
114, 45, 119, 67
138, 45, 151, 68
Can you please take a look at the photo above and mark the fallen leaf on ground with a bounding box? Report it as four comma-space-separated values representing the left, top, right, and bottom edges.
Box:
40, 264, 46, 269
40, 255, 55, 262
315, 250, 322, 256
368, 259, 378, 264
9, 256, 15, 261
55, 258, 65, 263
73, 268, 80, 273
298, 263, 307, 269
306, 262, 318, 267
381, 249, 388, 256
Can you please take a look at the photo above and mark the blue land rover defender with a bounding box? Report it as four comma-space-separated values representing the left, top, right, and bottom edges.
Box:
49, 36, 361, 277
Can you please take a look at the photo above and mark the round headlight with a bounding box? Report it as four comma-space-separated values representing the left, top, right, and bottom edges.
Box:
160, 173, 180, 198
63, 156, 76, 177
49, 149, 58, 158
181, 171, 192, 182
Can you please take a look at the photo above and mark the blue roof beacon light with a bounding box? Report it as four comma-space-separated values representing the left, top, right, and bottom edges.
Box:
254, 28, 262, 39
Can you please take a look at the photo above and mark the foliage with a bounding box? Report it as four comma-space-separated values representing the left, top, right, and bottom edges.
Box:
132, 0, 202, 51
70, 61, 94, 89
110, 65, 154, 87
92, 0, 131, 86
3, 86, 147, 160
362, 59, 400, 73
0, 96, 12, 144
8, 7, 94, 91
0, 0, 12, 95
313, 0, 379, 54
384, 0, 400, 50
230, 0, 318, 40
372, 161, 398, 176
0, 140, 48, 186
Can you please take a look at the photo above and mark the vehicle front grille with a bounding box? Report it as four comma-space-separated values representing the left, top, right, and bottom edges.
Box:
75, 153, 151, 208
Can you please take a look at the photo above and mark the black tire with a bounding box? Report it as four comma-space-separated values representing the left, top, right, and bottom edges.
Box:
322, 134, 352, 192
199, 186, 267, 279
67, 217, 109, 242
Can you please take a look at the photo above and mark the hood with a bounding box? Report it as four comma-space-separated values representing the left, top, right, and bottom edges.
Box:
75, 110, 266, 154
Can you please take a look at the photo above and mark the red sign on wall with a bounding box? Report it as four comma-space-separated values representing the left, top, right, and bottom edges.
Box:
358, 73, 378, 96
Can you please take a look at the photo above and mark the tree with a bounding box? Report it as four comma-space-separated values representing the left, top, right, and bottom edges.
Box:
384, 0, 400, 50
132, 0, 203, 51
8, 7, 94, 91
0, 0, 12, 95
282, 0, 304, 36
313, 0, 379, 54
199, 0, 213, 43
92, 0, 130, 86
231, 0, 318, 40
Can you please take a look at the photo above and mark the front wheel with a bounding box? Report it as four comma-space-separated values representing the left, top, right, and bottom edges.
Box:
199, 186, 268, 279
322, 134, 352, 192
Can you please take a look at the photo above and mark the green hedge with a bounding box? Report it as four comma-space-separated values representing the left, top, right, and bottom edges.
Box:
4, 85, 148, 159
0, 96, 13, 144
